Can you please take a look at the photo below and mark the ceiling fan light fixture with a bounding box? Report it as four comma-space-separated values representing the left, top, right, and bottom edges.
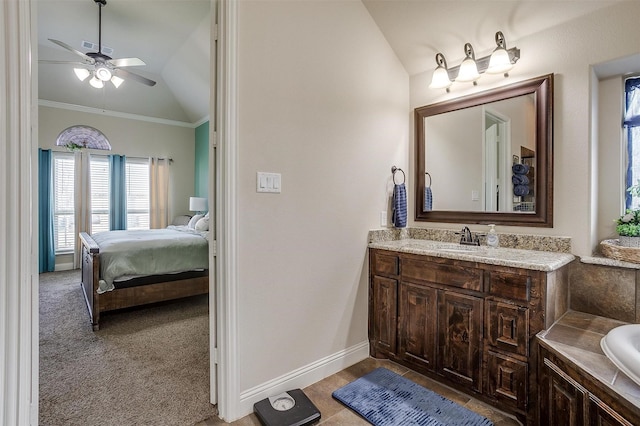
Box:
110, 75, 124, 88
89, 75, 104, 89
95, 65, 112, 81
73, 68, 91, 82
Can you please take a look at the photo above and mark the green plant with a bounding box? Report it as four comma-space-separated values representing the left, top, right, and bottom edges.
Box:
616, 209, 640, 237
628, 180, 640, 198
65, 142, 84, 152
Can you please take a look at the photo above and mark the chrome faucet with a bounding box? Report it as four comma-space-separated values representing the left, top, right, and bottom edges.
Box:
456, 226, 481, 246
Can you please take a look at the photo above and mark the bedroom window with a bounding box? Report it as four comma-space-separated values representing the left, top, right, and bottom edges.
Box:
52, 154, 151, 254
126, 158, 150, 230
53, 152, 75, 253
90, 156, 110, 234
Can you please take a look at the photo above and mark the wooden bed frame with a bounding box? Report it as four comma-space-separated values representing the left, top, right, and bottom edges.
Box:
79, 232, 209, 331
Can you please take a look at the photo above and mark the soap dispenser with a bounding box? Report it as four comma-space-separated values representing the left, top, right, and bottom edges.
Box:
487, 224, 499, 248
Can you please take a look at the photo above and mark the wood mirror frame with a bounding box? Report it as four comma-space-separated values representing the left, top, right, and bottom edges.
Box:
415, 74, 554, 227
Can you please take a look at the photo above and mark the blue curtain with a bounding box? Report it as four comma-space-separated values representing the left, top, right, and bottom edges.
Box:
625, 77, 640, 209
38, 149, 55, 272
109, 155, 127, 230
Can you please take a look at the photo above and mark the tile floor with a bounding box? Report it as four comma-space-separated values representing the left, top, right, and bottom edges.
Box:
198, 357, 522, 425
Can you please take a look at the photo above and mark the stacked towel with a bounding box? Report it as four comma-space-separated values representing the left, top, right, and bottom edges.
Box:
424, 186, 433, 212
392, 183, 407, 228
512, 163, 530, 175
514, 185, 530, 196
512, 163, 530, 196
511, 174, 529, 185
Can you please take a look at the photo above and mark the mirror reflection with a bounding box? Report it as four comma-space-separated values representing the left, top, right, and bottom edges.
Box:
415, 74, 553, 227
425, 94, 536, 213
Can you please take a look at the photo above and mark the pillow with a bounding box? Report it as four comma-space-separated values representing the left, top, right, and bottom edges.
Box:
195, 216, 209, 232
204, 211, 209, 219
188, 214, 203, 229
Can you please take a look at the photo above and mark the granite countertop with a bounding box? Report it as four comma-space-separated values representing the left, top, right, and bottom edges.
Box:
368, 239, 575, 272
537, 310, 640, 410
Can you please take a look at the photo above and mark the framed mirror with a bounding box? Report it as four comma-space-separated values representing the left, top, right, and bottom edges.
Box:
415, 74, 553, 227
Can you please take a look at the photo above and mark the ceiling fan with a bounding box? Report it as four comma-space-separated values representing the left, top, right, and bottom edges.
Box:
40, 0, 156, 89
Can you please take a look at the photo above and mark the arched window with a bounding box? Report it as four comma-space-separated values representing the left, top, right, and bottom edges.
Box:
56, 125, 112, 151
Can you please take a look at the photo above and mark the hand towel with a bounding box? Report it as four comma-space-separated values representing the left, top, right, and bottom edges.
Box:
392, 183, 407, 228
511, 174, 529, 185
512, 163, 530, 175
513, 184, 530, 196
424, 186, 433, 212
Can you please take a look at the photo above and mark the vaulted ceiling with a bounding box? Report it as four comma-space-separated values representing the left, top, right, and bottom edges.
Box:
362, 0, 626, 77
37, 0, 625, 125
37, 0, 211, 125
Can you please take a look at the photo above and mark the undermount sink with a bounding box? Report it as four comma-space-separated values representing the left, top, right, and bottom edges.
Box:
601, 324, 640, 387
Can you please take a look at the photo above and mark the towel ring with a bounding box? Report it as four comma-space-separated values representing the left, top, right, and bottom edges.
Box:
391, 166, 405, 184
425, 172, 432, 187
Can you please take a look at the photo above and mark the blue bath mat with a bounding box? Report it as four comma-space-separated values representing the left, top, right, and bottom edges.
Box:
332, 367, 493, 426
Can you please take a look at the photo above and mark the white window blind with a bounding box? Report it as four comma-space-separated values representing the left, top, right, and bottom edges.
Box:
53, 152, 75, 253
90, 156, 110, 234
126, 158, 150, 230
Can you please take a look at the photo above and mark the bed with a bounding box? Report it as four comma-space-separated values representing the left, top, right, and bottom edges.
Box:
79, 225, 210, 330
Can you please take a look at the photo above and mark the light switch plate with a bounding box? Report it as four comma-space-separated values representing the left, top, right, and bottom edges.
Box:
257, 172, 281, 193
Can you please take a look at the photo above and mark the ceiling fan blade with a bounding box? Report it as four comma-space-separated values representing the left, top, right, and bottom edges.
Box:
48, 39, 94, 63
114, 68, 157, 87
108, 57, 146, 68
38, 60, 90, 66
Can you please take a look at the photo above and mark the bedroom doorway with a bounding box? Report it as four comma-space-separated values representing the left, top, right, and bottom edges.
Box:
32, 0, 220, 421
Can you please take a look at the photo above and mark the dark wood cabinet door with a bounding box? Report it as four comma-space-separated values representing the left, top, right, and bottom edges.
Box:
486, 300, 529, 356
540, 357, 587, 426
486, 349, 528, 411
398, 282, 437, 371
438, 291, 483, 392
589, 396, 635, 426
371, 276, 397, 356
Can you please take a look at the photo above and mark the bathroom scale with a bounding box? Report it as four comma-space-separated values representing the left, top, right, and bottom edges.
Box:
253, 388, 321, 426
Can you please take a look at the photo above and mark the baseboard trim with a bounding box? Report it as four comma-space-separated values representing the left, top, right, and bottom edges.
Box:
54, 263, 75, 272
237, 340, 370, 419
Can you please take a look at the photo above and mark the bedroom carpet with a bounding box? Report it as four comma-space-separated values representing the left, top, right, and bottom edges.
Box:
39, 270, 217, 426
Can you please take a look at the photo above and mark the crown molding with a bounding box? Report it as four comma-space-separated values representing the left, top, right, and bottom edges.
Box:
38, 99, 201, 128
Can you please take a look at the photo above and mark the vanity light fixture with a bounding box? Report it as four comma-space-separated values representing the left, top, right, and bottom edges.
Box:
429, 31, 520, 91
486, 31, 516, 76
456, 43, 481, 84
428, 53, 453, 92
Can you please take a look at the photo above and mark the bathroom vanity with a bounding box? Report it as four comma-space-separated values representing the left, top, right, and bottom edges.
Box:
367, 239, 574, 425
537, 311, 640, 426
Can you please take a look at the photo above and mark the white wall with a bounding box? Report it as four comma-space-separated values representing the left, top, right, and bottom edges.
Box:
38, 106, 197, 222
409, 1, 640, 257
235, 0, 408, 398
597, 77, 625, 243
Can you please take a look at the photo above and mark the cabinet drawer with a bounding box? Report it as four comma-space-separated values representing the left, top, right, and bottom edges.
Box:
486, 349, 528, 411
487, 270, 531, 302
371, 251, 399, 276
486, 301, 529, 356
402, 258, 482, 291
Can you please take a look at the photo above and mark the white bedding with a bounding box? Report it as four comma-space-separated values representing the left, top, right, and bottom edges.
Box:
92, 227, 209, 293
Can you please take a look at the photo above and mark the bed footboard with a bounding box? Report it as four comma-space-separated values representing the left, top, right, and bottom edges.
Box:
79, 232, 100, 330
79, 231, 209, 331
